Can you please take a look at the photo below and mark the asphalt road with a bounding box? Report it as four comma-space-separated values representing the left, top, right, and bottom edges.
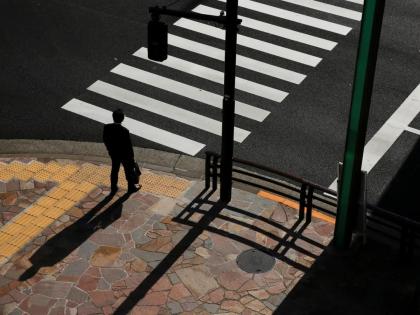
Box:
1, 0, 420, 210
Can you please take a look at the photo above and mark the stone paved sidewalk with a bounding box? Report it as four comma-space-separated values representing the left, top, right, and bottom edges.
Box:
0, 158, 334, 315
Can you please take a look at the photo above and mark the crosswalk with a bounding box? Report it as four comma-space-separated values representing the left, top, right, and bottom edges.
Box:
62, 0, 362, 156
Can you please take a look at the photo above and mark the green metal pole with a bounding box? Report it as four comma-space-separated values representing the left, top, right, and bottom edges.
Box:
334, 0, 385, 249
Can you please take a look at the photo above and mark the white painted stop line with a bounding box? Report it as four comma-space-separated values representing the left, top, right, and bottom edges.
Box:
329, 83, 420, 191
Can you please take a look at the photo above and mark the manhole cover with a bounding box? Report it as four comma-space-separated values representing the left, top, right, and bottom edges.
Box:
236, 249, 275, 273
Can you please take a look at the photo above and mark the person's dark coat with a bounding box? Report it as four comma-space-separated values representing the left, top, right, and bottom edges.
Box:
103, 123, 134, 160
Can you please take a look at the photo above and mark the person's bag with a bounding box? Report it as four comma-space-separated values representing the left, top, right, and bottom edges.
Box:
132, 161, 141, 184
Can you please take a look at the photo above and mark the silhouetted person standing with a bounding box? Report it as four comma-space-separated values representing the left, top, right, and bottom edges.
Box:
103, 109, 139, 193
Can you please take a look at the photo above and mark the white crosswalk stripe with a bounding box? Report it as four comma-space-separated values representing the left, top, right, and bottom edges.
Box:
133, 47, 289, 103
175, 18, 322, 67
87, 80, 250, 142
346, 0, 364, 5
279, 0, 362, 20
61, 0, 360, 155
216, 0, 353, 35
110, 63, 270, 122
62, 99, 206, 155
193, 5, 337, 51
168, 34, 306, 84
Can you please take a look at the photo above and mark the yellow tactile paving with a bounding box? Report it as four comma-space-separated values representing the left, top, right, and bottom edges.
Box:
54, 198, 74, 211
2, 223, 24, 236
75, 181, 97, 193
32, 169, 51, 182
24, 161, 45, 173
59, 180, 78, 192
65, 190, 87, 202
32, 216, 54, 228
48, 172, 72, 183
36, 196, 58, 208
257, 190, 336, 224
7, 234, 32, 247
0, 159, 192, 266
60, 164, 80, 175
25, 205, 47, 217
16, 170, 35, 181
43, 161, 62, 174
20, 225, 43, 237
0, 232, 10, 243
47, 187, 69, 200
43, 207, 64, 219
8, 161, 26, 173
0, 244, 19, 257
0, 170, 14, 181
13, 213, 34, 226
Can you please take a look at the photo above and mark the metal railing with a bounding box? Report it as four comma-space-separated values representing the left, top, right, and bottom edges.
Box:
205, 151, 420, 256
205, 151, 337, 224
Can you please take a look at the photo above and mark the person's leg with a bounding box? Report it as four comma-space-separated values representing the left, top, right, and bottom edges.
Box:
110, 157, 121, 192
122, 159, 137, 191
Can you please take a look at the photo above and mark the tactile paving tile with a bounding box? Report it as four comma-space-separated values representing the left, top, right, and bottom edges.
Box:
47, 187, 69, 200
54, 198, 74, 211
0, 244, 19, 257
32, 216, 54, 228
0, 232, 10, 243
7, 234, 31, 247
60, 164, 80, 175
24, 161, 45, 173
33, 169, 51, 182
36, 196, 58, 208
25, 205, 47, 217
20, 225, 43, 238
7, 161, 27, 173
16, 170, 35, 181
0, 169, 14, 181
2, 223, 24, 236
43, 161, 62, 174
43, 207, 64, 219
13, 213, 34, 227
59, 180, 78, 192
75, 181, 97, 193
48, 171, 72, 183
66, 190, 87, 202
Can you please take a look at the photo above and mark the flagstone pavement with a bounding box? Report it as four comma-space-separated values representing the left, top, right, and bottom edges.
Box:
0, 157, 334, 315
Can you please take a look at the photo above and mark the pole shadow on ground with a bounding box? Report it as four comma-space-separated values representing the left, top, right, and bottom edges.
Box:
19, 191, 132, 282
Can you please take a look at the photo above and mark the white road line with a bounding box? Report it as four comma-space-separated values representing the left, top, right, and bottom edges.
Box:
194, 5, 336, 50
133, 48, 289, 103
279, 0, 362, 21
329, 84, 420, 191
216, 0, 352, 35
88, 81, 250, 143
346, 0, 364, 5
111, 63, 270, 122
175, 18, 322, 67
168, 34, 306, 84
62, 99, 205, 156
405, 126, 420, 136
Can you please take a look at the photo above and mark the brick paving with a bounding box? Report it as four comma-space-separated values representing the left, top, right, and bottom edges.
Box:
0, 158, 334, 315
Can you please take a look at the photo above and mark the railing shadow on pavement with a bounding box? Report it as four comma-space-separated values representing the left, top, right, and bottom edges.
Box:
19, 191, 132, 282
113, 186, 221, 315
173, 198, 326, 271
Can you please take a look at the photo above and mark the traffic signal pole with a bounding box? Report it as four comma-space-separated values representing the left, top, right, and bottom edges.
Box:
148, 4, 241, 203
334, 0, 385, 249
220, 0, 239, 203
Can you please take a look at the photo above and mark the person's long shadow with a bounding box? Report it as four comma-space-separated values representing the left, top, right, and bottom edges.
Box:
19, 191, 132, 281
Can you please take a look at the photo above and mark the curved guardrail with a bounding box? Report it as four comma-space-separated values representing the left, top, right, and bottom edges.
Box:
205, 151, 419, 257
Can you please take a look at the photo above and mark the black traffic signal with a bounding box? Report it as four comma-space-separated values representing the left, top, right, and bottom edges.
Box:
148, 18, 168, 62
